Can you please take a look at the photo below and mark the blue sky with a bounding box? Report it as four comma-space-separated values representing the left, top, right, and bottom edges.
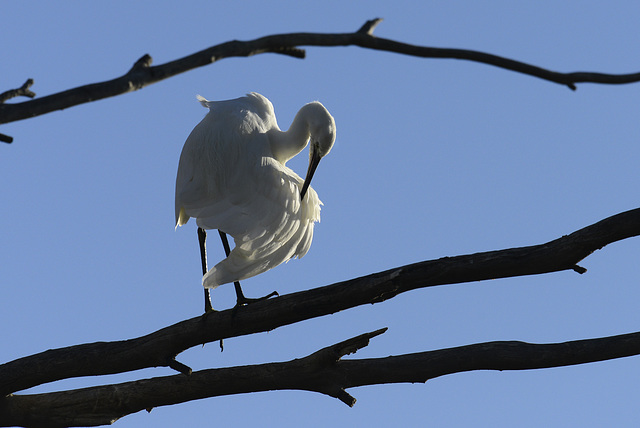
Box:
2, 1, 640, 426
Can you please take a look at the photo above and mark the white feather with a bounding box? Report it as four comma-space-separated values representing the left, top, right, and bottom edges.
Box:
175, 92, 335, 289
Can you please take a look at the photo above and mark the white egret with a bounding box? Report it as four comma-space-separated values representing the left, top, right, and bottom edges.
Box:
175, 92, 336, 312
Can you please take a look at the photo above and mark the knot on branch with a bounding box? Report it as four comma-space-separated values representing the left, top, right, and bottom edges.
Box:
356, 18, 383, 36
129, 54, 153, 73
125, 54, 154, 92
303, 328, 387, 406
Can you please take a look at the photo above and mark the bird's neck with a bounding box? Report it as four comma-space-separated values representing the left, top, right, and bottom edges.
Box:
269, 108, 311, 165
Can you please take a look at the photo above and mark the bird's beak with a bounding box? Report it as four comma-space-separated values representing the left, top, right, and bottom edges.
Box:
300, 146, 322, 200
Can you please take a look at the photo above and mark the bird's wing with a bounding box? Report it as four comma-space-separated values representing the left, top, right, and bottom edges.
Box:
200, 156, 322, 288
175, 93, 322, 287
191, 148, 320, 254
175, 95, 269, 227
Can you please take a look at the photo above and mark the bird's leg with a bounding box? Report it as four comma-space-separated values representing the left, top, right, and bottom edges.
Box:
198, 227, 214, 313
199, 228, 224, 351
217, 230, 279, 307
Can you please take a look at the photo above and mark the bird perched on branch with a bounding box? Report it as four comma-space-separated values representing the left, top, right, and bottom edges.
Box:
175, 92, 336, 312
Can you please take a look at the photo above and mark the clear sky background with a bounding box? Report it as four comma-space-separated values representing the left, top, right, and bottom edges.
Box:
2, 1, 640, 427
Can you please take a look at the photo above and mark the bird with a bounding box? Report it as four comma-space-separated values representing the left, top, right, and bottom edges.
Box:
175, 92, 336, 312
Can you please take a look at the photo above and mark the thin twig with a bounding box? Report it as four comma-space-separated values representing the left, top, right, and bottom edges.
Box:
356, 17, 384, 35
0, 79, 35, 104
2, 19, 640, 129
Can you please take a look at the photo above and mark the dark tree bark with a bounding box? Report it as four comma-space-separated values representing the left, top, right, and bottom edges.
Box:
0, 208, 639, 426
2, 18, 640, 143
2, 20, 640, 427
2, 328, 640, 427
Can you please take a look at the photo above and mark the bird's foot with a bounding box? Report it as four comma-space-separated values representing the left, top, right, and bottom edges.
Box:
202, 287, 216, 316
234, 290, 279, 308
201, 305, 218, 317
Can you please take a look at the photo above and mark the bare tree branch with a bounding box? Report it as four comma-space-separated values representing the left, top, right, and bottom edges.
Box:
2, 18, 640, 130
3, 18, 638, 426
1, 207, 638, 397
0, 79, 35, 104
0, 79, 36, 143
1, 328, 639, 427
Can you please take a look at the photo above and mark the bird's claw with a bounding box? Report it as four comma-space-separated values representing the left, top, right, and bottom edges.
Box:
235, 290, 279, 308
202, 306, 218, 317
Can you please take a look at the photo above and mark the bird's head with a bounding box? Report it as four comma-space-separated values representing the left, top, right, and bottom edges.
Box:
301, 102, 336, 200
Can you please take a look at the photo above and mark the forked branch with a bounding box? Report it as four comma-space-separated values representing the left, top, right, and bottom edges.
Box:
2, 18, 640, 130
0, 79, 35, 105
0, 79, 36, 142
1, 207, 638, 397
1, 328, 639, 427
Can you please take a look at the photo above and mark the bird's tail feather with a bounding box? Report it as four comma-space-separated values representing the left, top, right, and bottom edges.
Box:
196, 95, 210, 108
